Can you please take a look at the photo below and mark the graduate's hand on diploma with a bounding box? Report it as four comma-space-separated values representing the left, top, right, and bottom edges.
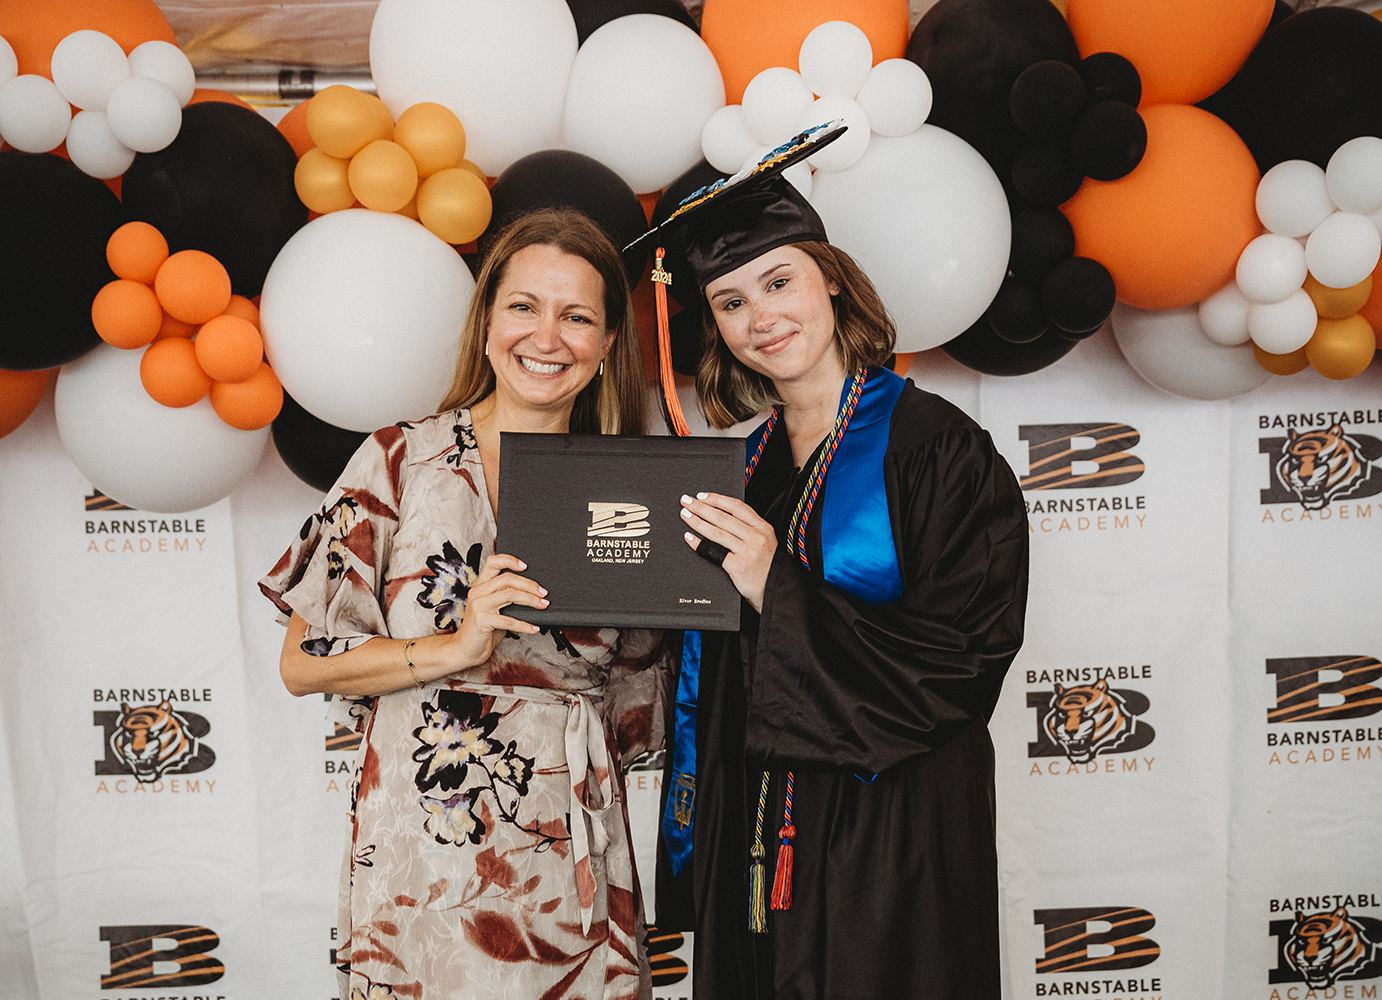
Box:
680, 492, 777, 613
448, 553, 546, 667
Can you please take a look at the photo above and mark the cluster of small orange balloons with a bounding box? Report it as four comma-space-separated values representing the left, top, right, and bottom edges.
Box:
91, 221, 284, 430
1254, 270, 1382, 380
293, 85, 493, 245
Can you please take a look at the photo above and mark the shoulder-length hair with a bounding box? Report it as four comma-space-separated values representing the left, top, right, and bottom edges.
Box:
437, 208, 646, 435
694, 241, 896, 429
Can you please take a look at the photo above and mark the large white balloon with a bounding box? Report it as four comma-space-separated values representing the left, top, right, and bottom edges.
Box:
1325, 136, 1382, 216
105, 76, 182, 153
1111, 302, 1271, 401
55, 344, 270, 513
800, 96, 870, 172
1234, 233, 1306, 304
1197, 281, 1252, 346
128, 40, 197, 107
855, 58, 932, 138
66, 110, 136, 179
260, 211, 474, 433
810, 127, 1010, 352
563, 15, 724, 193
1255, 159, 1334, 238
741, 67, 814, 147
50, 30, 129, 111
0, 75, 71, 153
370, 0, 577, 176
1305, 210, 1382, 289
797, 21, 872, 100
701, 104, 757, 174
1247, 289, 1317, 354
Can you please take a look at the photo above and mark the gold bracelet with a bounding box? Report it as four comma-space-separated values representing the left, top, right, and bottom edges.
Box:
404, 639, 423, 690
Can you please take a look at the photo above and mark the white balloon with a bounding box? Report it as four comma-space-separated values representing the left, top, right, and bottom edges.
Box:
128, 40, 196, 107
371, 0, 577, 176
50, 30, 129, 111
800, 96, 870, 172
1325, 135, 1382, 216
701, 104, 757, 174
811, 127, 1010, 352
1197, 282, 1252, 346
1234, 233, 1307, 304
1247, 289, 1317, 354
105, 76, 182, 153
0, 36, 18, 87
798, 21, 872, 100
66, 110, 136, 179
1255, 159, 1334, 238
55, 344, 270, 513
741, 67, 813, 147
260, 211, 474, 432
855, 59, 932, 137
0, 75, 71, 152
1111, 302, 1271, 400
563, 15, 724, 193
1305, 210, 1382, 288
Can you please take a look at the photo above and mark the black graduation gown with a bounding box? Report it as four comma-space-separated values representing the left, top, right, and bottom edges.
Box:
657, 382, 1029, 1000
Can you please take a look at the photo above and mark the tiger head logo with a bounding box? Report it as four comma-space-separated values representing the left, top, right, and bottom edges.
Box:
112, 701, 199, 783
1277, 425, 1372, 510
1043, 680, 1135, 764
1285, 908, 1379, 989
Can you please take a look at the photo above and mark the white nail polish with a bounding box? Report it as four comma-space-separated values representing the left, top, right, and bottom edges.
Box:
696, 492, 708, 500
680, 494, 693, 505
680, 507, 691, 519
684, 532, 695, 543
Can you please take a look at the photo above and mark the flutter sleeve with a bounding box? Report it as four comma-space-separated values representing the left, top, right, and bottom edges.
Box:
745, 420, 1029, 774
259, 425, 410, 722
601, 629, 674, 766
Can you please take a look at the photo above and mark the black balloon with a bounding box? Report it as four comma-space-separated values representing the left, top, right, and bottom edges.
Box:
1196, 0, 1293, 127
1231, 7, 1382, 172
1011, 142, 1083, 206
1041, 256, 1116, 336
272, 393, 370, 493
650, 159, 728, 309
907, 0, 1080, 195
1009, 60, 1086, 138
483, 149, 650, 281
943, 318, 1079, 376
984, 277, 1048, 344
1079, 52, 1142, 108
1009, 208, 1075, 279
122, 102, 306, 298
0, 152, 125, 371
1070, 101, 1148, 181
565, 0, 696, 44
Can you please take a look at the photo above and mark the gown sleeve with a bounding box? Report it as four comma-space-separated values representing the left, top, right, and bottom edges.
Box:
744, 417, 1029, 774
601, 629, 674, 766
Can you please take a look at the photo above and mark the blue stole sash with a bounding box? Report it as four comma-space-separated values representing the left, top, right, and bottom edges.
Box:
662, 367, 906, 876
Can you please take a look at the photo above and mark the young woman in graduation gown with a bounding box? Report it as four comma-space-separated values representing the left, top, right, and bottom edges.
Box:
649, 160, 1030, 999
261, 209, 671, 1000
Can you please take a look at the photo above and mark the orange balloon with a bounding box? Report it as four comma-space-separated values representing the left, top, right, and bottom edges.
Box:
222, 294, 261, 328
1306, 314, 1376, 379
0, 0, 175, 77
107, 222, 168, 285
277, 99, 315, 157
155, 250, 233, 325
209, 362, 284, 430
1253, 343, 1309, 376
361, 93, 396, 143
1304, 272, 1373, 320
1062, 104, 1260, 311
417, 168, 492, 244
1066, 0, 1273, 106
0, 368, 50, 439
891, 351, 916, 375
195, 314, 263, 383
140, 338, 212, 407
154, 310, 197, 341
294, 147, 356, 214
187, 88, 256, 112
92, 280, 163, 349
702, 0, 910, 104
457, 159, 488, 183
348, 139, 419, 213
395, 102, 467, 178
308, 84, 389, 159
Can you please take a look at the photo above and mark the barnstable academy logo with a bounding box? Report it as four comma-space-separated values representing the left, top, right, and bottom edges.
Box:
588, 502, 651, 537
100, 924, 224, 989
1257, 410, 1382, 514
1019, 423, 1145, 490
93, 689, 216, 787
1034, 907, 1160, 996
1263, 656, 1382, 768
1030, 680, 1155, 764
1269, 901, 1382, 990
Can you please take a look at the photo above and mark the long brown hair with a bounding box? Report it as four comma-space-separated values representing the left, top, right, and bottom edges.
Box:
695, 241, 896, 429
437, 208, 646, 435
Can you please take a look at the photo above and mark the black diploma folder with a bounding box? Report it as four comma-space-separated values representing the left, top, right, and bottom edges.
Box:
496, 432, 743, 631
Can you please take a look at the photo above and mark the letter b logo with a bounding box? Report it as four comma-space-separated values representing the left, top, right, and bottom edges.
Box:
1019, 424, 1144, 490
1034, 907, 1160, 972
1266, 656, 1382, 723
100, 925, 224, 988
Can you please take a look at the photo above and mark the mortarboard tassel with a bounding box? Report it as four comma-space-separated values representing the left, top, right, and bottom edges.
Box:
652, 248, 690, 437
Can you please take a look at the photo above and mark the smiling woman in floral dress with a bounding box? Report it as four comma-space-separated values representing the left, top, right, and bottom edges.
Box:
260, 208, 670, 1000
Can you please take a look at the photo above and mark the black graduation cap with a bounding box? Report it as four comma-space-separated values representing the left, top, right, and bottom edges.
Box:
624, 119, 848, 434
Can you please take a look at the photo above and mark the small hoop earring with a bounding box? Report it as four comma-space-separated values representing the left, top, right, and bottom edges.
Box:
598, 360, 604, 376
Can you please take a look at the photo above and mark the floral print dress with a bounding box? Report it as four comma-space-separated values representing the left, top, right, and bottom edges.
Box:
260, 410, 669, 1000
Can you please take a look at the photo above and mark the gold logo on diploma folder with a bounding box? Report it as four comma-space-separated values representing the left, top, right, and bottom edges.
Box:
588, 502, 651, 538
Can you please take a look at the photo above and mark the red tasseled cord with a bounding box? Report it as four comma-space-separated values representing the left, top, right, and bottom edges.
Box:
770, 823, 794, 910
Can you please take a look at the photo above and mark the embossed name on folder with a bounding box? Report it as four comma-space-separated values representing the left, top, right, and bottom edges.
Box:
497, 433, 743, 631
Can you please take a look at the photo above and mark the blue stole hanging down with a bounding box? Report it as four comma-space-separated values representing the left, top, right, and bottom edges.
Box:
662, 366, 908, 876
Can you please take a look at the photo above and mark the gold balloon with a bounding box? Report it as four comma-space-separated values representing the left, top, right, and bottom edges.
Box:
306, 85, 383, 159
294, 148, 355, 214
1306, 314, 1376, 379
1304, 272, 1373, 319
348, 140, 419, 213
395, 102, 467, 178
1253, 342, 1309, 376
360, 92, 396, 143
417, 168, 492, 244
456, 158, 488, 182
395, 193, 419, 220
